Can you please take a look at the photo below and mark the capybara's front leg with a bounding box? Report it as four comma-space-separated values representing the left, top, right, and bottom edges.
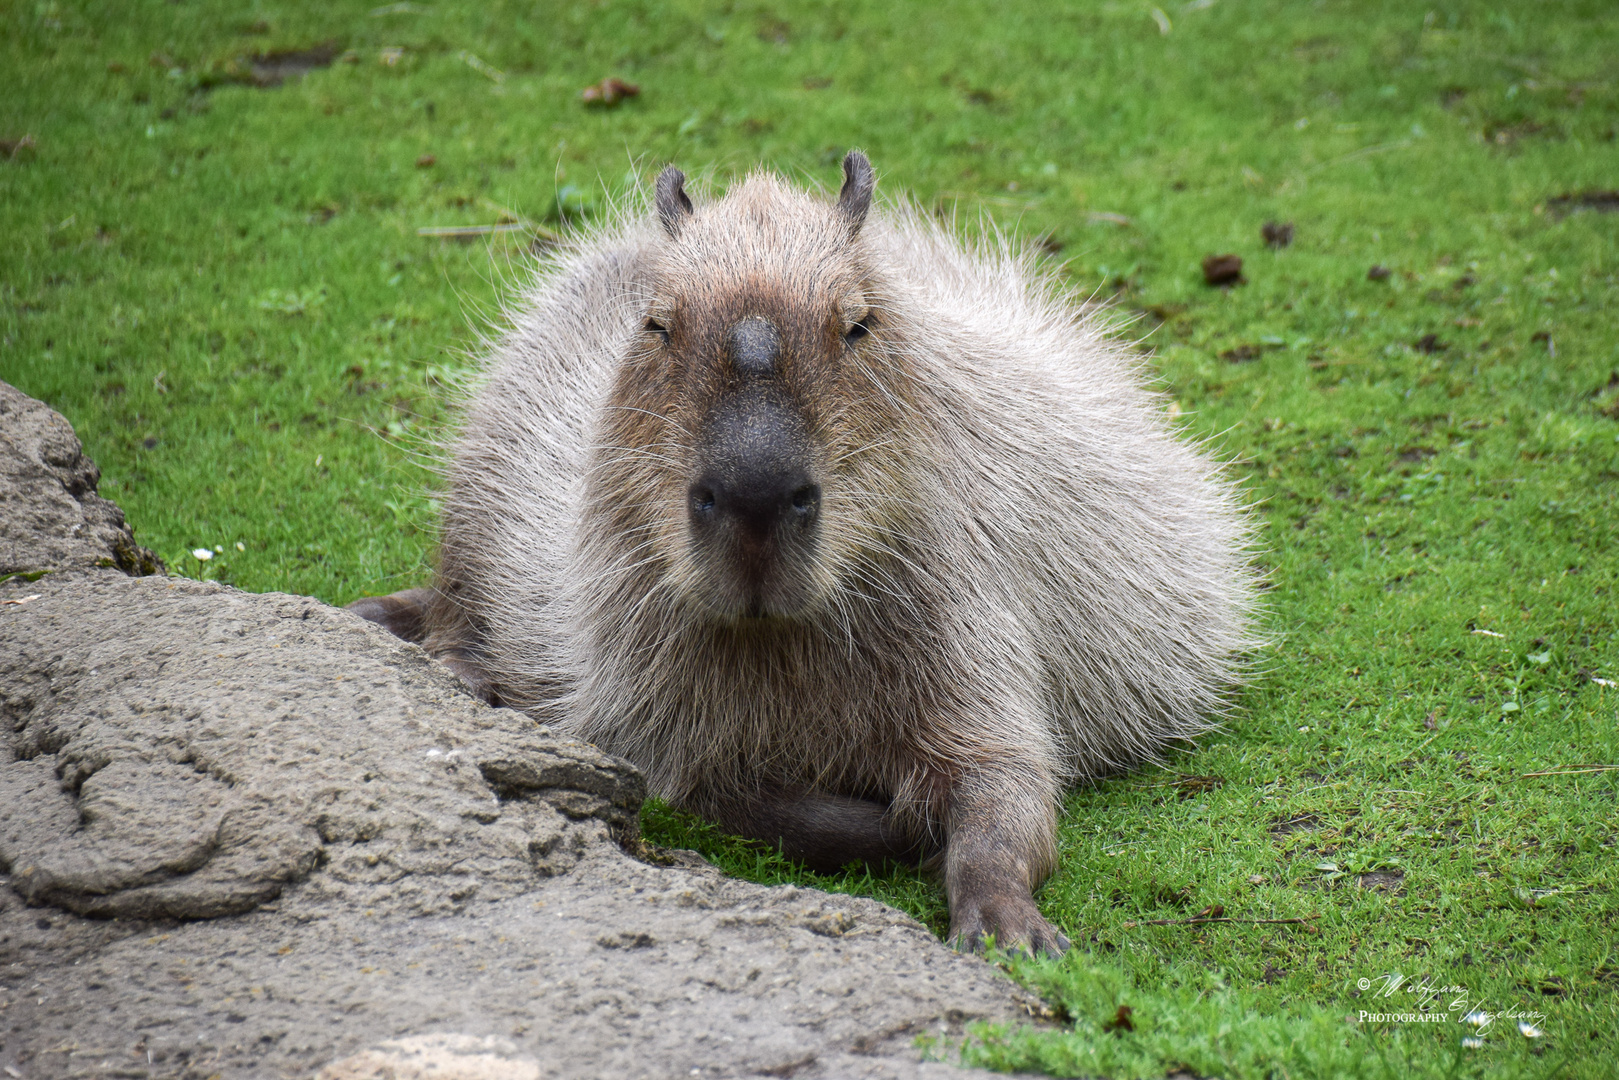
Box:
943, 769, 1069, 957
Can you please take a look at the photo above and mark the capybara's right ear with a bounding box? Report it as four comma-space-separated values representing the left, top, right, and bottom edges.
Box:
656, 166, 694, 238
837, 150, 876, 237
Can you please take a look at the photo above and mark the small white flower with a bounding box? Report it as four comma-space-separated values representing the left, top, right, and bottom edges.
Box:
191, 548, 213, 561
1461, 1036, 1483, 1049
1464, 1010, 1490, 1027
236, 542, 246, 551
1518, 1021, 1543, 1038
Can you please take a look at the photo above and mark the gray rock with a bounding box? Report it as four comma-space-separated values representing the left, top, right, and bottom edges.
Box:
0, 573, 643, 923
0, 381, 161, 577
0, 382, 1041, 1079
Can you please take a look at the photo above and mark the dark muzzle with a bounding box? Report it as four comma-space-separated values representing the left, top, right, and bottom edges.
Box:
689, 391, 820, 552
687, 318, 823, 614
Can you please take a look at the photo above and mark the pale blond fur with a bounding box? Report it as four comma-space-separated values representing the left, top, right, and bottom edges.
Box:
425, 166, 1258, 897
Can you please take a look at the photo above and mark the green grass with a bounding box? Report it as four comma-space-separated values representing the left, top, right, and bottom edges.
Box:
3, 1, 1617, 1076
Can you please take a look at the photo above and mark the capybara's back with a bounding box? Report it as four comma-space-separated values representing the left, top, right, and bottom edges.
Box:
357, 152, 1258, 954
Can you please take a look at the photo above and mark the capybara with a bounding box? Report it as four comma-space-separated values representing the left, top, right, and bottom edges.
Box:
351, 151, 1258, 955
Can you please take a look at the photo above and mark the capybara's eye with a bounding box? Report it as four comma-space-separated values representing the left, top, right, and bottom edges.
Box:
845, 318, 871, 344
644, 318, 670, 341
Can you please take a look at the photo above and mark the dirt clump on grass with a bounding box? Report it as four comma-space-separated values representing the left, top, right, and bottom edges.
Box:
247, 40, 341, 87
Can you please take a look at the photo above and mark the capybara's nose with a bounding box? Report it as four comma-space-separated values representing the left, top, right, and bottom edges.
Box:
689, 472, 820, 542
691, 381, 819, 546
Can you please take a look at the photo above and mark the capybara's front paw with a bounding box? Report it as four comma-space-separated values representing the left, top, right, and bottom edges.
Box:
948, 892, 1070, 958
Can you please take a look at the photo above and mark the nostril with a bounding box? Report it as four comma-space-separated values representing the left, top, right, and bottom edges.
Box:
690, 485, 717, 515
790, 484, 821, 516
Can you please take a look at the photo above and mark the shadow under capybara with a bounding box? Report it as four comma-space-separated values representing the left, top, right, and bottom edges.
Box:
350, 151, 1259, 955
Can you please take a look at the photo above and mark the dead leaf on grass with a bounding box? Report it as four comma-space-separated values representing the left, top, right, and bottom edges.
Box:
1262, 220, 1294, 248
1367, 264, 1392, 281
580, 77, 639, 106
1202, 253, 1245, 286
1414, 333, 1447, 353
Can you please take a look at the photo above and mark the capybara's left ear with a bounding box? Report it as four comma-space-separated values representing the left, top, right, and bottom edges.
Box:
656, 166, 694, 238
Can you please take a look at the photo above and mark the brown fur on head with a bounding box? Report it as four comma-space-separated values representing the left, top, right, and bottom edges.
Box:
591, 153, 922, 623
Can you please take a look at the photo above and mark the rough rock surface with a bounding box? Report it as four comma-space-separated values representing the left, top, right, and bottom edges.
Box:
0, 383, 1040, 1079
0, 381, 161, 577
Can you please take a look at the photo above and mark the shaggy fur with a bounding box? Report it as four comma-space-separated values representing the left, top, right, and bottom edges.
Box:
376, 153, 1258, 954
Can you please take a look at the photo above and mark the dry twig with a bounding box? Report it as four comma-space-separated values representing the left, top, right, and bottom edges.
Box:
1122, 913, 1320, 929
1520, 765, 1619, 778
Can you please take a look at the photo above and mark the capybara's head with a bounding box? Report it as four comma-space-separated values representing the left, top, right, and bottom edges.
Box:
589, 152, 921, 623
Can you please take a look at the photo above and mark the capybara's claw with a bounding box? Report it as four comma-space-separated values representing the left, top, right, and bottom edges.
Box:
949, 898, 1070, 959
